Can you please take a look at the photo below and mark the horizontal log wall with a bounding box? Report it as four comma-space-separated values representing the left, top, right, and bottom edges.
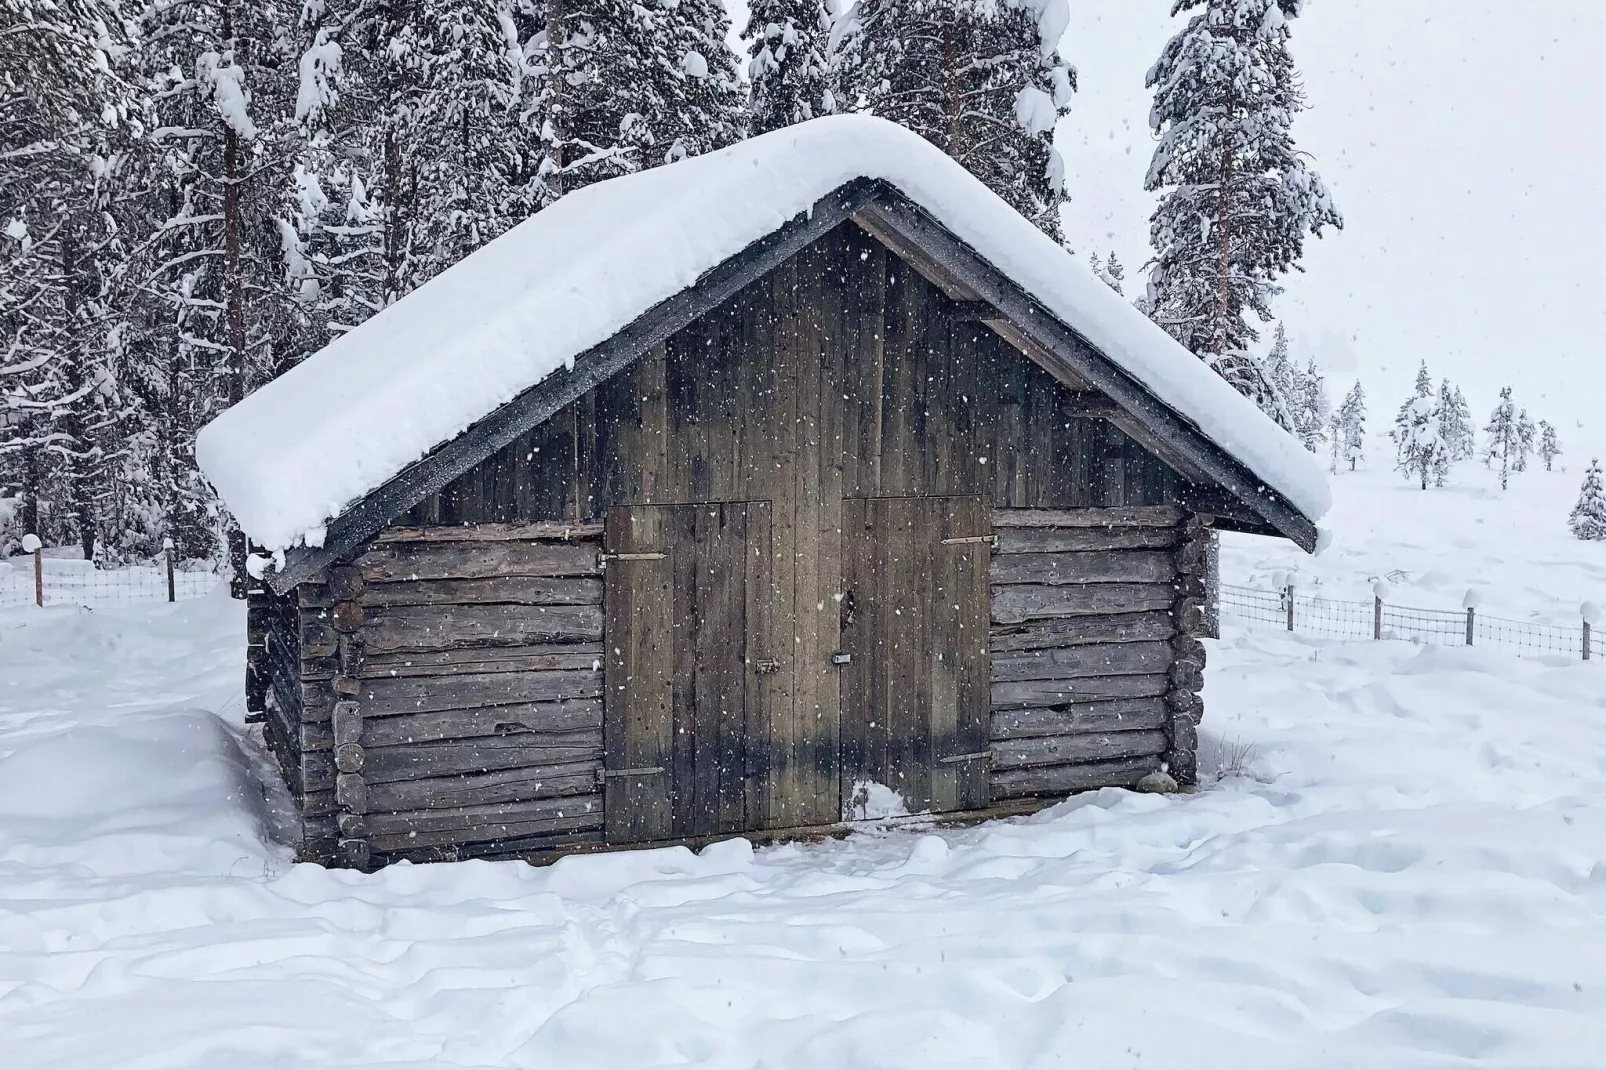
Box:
987, 507, 1204, 799
274, 523, 607, 868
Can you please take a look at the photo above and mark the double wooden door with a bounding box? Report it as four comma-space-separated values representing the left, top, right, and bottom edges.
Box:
602, 496, 989, 845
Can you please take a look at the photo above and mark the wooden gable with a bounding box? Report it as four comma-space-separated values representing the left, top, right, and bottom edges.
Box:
399, 221, 1183, 528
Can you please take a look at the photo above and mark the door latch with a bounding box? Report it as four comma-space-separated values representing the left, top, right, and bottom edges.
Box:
830, 652, 853, 666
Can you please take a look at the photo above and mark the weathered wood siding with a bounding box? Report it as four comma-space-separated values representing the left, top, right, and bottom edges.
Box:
257, 523, 606, 866
987, 507, 1206, 799
259, 221, 1215, 865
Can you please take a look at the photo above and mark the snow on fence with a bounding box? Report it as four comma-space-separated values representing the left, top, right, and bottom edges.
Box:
1, 539, 221, 609
1222, 582, 1602, 662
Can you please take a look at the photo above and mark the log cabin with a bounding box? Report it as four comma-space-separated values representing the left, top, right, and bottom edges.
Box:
197, 116, 1328, 868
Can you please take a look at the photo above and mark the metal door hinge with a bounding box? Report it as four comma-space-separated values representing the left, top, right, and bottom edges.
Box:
601, 765, 666, 778
941, 534, 996, 547
599, 552, 667, 562
938, 750, 991, 765
830, 652, 853, 666
753, 658, 781, 676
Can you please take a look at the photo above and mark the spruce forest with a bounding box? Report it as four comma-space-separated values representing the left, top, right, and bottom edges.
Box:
9, 0, 1579, 563
2, 0, 1082, 562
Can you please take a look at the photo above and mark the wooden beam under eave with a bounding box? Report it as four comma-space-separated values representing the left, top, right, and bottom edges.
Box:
850, 209, 980, 301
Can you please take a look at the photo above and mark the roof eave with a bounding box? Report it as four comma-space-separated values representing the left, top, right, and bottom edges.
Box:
260, 178, 1318, 592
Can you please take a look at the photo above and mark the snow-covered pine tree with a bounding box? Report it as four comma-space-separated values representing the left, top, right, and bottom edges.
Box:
1393, 392, 1443, 490
1290, 357, 1328, 453
840, 0, 1075, 236
747, 0, 835, 134
1336, 380, 1365, 470
1412, 360, 1432, 399
1142, 0, 1340, 413
1539, 420, 1561, 471
118, 0, 303, 557
1256, 320, 1299, 426
1, 0, 140, 556
1483, 386, 1520, 491
291, 0, 542, 319
1571, 459, 1606, 541
1434, 379, 1472, 475
1448, 385, 1475, 460
1514, 408, 1536, 474
600, 0, 746, 168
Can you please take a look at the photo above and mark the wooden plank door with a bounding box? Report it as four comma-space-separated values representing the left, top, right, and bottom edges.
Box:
602, 501, 775, 844
839, 496, 991, 816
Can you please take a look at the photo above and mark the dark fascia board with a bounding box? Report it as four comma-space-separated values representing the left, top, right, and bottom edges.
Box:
266, 175, 1314, 591
265, 178, 884, 592
850, 190, 1319, 552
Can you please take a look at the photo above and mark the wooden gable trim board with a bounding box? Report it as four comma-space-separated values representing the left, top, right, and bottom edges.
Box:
265, 180, 1314, 593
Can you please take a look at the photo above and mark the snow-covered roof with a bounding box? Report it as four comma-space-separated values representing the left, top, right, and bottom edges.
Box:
198, 114, 1330, 551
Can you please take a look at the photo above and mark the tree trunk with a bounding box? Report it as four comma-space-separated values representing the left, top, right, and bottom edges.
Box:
18, 441, 42, 539
1213, 147, 1235, 354
546, 0, 565, 199
58, 216, 95, 561
221, 0, 246, 405
940, 14, 964, 160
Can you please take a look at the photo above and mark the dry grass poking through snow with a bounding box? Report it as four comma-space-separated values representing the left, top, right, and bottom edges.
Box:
1200, 734, 1261, 782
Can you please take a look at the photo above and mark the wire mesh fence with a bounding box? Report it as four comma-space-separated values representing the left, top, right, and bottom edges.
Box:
0, 552, 222, 609
1221, 583, 1602, 662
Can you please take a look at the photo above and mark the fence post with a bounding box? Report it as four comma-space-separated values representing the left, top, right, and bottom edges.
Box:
1462, 589, 1481, 647
1285, 584, 1296, 631
1586, 620, 1594, 662
164, 537, 176, 602
22, 533, 43, 607
1372, 580, 1389, 641
1585, 603, 1599, 662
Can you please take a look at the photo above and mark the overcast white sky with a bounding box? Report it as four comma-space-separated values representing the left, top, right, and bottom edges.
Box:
727, 1, 1606, 459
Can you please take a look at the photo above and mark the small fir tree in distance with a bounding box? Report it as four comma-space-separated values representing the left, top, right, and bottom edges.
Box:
1254, 322, 1297, 432
1539, 420, 1562, 471
1484, 387, 1521, 491
1413, 360, 1433, 399
1391, 364, 1433, 473
1105, 251, 1125, 294
1394, 392, 1444, 490
1514, 408, 1536, 473
1570, 460, 1606, 540
1448, 385, 1476, 460
1292, 357, 1329, 453
1336, 381, 1366, 470
1436, 380, 1471, 467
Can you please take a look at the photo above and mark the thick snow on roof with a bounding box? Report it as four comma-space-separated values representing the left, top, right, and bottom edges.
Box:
198, 115, 1330, 550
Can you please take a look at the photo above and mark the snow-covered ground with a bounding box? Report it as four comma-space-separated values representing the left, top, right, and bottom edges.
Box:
1224, 438, 1606, 626
2, 467, 1604, 1068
